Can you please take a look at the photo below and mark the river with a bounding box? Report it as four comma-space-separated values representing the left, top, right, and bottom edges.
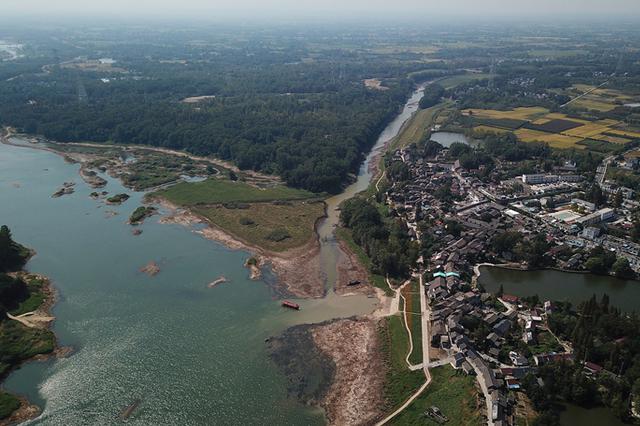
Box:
478, 266, 640, 312
0, 85, 426, 424
318, 84, 426, 286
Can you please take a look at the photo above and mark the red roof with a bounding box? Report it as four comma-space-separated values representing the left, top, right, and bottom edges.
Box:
585, 362, 603, 373
502, 294, 520, 303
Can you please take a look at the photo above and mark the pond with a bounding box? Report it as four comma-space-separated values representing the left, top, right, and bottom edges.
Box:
478, 266, 640, 312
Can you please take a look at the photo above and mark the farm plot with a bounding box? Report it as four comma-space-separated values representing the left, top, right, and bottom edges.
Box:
462, 107, 549, 121
525, 119, 584, 133
514, 129, 585, 149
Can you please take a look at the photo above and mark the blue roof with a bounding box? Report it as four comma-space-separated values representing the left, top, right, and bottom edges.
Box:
432, 271, 460, 278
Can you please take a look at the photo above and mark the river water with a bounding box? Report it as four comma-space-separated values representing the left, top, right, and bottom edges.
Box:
318, 85, 426, 285
0, 85, 426, 425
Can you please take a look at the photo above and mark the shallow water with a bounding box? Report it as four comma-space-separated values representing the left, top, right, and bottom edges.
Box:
1, 84, 426, 425
1, 141, 333, 425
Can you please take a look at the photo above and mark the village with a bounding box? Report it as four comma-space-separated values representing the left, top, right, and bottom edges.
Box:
380, 140, 640, 425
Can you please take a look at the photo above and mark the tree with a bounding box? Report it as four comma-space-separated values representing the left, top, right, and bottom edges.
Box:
419, 83, 445, 109
0, 225, 28, 272
387, 161, 410, 182
613, 190, 624, 209
612, 257, 635, 280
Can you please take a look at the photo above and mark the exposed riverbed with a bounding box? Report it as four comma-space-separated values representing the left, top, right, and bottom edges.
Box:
1, 84, 427, 424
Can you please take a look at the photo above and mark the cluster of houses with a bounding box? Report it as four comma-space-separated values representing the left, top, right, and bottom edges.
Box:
384, 143, 635, 424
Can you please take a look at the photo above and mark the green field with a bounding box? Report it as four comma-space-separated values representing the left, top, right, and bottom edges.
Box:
10, 275, 47, 316
391, 102, 448, 151
156, 179, 316, 206
0, 320, 54, 377
193, 201, 325, 252
380, 315, 426, 412
0, 391, 20, 420
404, 279, 423, 365
390, 366, 484, 426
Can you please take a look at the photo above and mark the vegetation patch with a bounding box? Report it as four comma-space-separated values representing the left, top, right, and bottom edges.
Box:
390, 366, 483, 426
193, 201, 324, 252
379, 316, 425, 412
524, 119, 584, 133
0, 391, 20, 420
129, 206, 157, 225
156, 179, 316, 206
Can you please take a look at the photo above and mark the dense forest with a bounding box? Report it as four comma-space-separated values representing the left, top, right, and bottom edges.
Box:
340, 198, 419, 278
0, 27, 430, 193
522, 296, 640, 425
0, 225, 29, 273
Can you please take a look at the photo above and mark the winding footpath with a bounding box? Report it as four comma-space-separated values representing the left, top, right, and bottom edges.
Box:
376, 272, 432, 425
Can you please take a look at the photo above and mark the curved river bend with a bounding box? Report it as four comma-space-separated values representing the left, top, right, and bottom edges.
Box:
1, 85, 425, 425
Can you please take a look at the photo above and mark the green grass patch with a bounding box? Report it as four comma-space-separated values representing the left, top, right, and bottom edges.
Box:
335, 227, 390, 295
10, 276, 47, 316
390, 102, 448, 151
0, 391, 20, 420
390, 366, 484, 426
380, 316, 425, 412
576, 139, 623, 154
156, 178, 316, 206
0, 320, 54, 372
529, 331, 563, 355
193, 201, 325, 252
406, 280, 423, 366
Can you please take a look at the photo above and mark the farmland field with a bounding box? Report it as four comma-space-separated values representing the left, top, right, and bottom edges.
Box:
462, 107, 548, 121
514, 129, 584, 149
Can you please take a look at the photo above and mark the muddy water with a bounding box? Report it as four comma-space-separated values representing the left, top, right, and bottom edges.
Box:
0, 84, 425, 425
317, 85, 427, 287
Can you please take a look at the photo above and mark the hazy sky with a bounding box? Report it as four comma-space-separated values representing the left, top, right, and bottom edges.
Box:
2, 0, 640, 20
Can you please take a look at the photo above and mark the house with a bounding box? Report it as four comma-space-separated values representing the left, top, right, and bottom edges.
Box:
489, 347, 501, 359
493, 319, 512, 336
451, 352, 466, 369
506, 378, 521, 390
462, 361, 475, 375
584, 361, 604, 376
502, 294, 520, 304
534, 352, 573, 366
486, 332, 502, 347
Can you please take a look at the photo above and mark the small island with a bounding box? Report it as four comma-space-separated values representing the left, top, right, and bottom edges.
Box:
51, 182, 75, 198
129, 206, 157, 225
106, 193, 130, 205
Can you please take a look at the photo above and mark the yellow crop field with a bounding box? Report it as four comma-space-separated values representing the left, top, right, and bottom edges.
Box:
609, 129, 640, 139
542, 113, 591, 124
462, 107, 548, 120
531, 118, 551, 125
515, 129, 584, 149
564, 123, 612, 138
573, 98, 617, 112
473, 125, 509, 134
596, 135, 631, 144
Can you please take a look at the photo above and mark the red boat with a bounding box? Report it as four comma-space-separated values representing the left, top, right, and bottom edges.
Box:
282, 300, 300, 310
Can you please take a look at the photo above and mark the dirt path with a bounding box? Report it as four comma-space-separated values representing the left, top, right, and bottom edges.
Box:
6, 311, 55, 329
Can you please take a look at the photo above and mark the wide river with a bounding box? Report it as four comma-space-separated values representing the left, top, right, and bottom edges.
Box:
0, 85, 426, 425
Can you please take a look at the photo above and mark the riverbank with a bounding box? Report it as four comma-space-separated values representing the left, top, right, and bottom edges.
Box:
267, 317, 386, 426
156, 198, 327, 298
0, 271, 64, 425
